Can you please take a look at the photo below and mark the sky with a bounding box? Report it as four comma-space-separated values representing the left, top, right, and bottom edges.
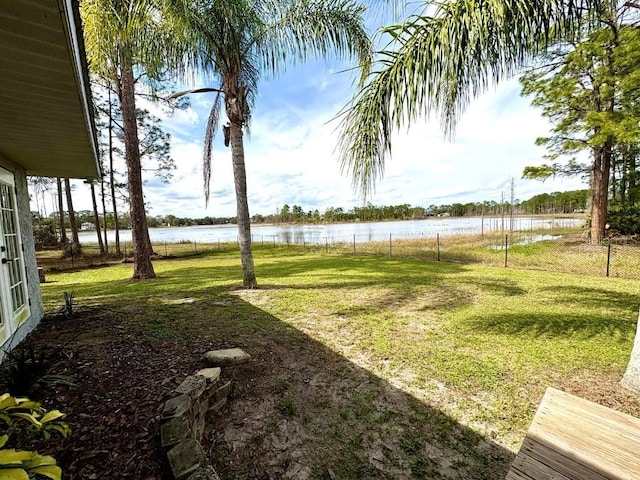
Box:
32, 11, 587, 220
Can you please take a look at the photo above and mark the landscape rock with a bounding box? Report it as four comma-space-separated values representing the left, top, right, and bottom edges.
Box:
193, 414, 205, 442
162, 394, 191, 420
167, 439, 207, 480
176, 375, 207, 399
208, 397, 227, 415
161, 416, 191, 449
204, 348, 251, 367
186, 466, 221, 480
196, 367, 221, 384
214, 380, 232, 401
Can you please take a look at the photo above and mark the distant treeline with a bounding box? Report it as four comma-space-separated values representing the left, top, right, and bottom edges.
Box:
147, 189, 590, 225
162, 189, 588, 226
248, 190, 590, 224
34, 189, 589, 230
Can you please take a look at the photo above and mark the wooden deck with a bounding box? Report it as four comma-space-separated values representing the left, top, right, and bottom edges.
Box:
506, 387, 640, 480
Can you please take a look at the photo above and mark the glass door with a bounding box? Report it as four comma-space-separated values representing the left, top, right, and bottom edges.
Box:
0, 169, 30, 345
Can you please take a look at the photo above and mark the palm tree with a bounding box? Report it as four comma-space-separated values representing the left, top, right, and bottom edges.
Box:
338, 0, 608, 225
81, 0, 175, 279
165, 0, 372, 288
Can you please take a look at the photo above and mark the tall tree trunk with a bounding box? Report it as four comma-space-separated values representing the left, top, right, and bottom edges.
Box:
100, 162, 109, 254
90, 182, 105, 254
589, 30, 615, 245
620, 155, 626, 208
118, 52, 155, 279
108, 89, 121, 256
590, 145, 611, 244
229, 121, 257, 288
64, 178, 81, 252
64, 178, 80, 248
56, 178, 67, 245
630, 152, 637, 206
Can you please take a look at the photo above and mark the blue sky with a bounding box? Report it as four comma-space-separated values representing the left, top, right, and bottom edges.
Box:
132, 67, 586, 218
51, 8, 587, 219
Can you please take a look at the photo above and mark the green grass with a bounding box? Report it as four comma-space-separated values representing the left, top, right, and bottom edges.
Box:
39, 247, 640, 475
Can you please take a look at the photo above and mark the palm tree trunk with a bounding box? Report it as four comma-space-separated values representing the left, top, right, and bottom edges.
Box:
118, 52, 155, 279
229, 121, 257, 288
56, 178, 67, 245
90, 182, 105, 254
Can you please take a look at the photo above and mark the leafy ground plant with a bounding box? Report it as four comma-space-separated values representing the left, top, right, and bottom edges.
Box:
0, 393, 70, 479
58, 292, 76, 320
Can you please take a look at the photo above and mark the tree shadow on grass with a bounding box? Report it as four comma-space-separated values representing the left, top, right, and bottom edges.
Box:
462, 277, 528, 297
173, 295, 514, 479
36, 270, 515, 479
466, 312, 634, 340
539, 285, 640, 312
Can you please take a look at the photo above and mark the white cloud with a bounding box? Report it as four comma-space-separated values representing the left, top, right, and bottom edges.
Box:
37, 69, 587, 221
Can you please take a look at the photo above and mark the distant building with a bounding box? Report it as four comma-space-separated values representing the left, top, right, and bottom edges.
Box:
81, 222, 95, 231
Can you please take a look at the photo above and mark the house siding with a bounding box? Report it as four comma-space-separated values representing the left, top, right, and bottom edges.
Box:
0, 158, 44, 361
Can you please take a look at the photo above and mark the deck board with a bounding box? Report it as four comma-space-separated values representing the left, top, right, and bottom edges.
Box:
505, 388, 640, 480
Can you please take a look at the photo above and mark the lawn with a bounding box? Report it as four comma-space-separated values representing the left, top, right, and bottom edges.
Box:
31, 247, 640, 479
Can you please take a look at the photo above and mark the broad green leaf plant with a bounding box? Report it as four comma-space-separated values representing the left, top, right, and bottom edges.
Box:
0, 394, 70, 480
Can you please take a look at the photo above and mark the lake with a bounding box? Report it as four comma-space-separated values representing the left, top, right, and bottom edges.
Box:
78, 215, 584, 245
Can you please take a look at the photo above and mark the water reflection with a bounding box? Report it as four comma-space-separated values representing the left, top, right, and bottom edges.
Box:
78, 216, 584, 245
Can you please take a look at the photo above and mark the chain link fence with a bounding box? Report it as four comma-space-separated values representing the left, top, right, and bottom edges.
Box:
297, 231, 638, 279
44, 228, 640, 280
240, 229, 638, 280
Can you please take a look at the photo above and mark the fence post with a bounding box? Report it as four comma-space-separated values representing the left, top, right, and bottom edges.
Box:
164, 241, 167, 256
325, 237, 328, 253
194, 241, 197, 254
504, 234, 508, 268
389, 233, 392, 257
436, 233, 440, 261
606, 238, 612, 277
353, 234, 356, 255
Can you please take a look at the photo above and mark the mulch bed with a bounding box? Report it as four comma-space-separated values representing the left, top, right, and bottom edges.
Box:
0, 309, 211, 480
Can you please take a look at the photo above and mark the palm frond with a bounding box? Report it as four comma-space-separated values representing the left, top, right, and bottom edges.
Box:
256, 0, 372, 85
203, 92, 222, 205
338, 0, 603, 197
168, 87, 222, 99
82, 0, 179, 84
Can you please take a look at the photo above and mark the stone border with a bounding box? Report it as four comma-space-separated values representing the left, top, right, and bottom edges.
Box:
160, 347, 250, 480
